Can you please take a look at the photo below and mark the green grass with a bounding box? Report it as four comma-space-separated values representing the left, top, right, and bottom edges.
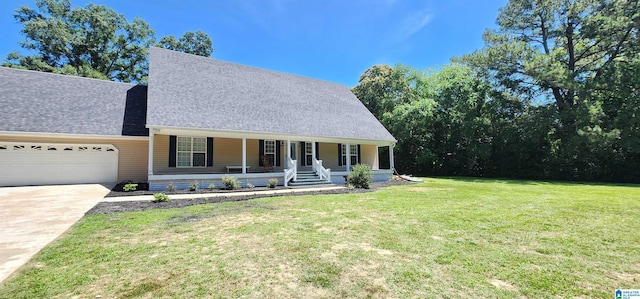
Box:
1, 178, 639, 298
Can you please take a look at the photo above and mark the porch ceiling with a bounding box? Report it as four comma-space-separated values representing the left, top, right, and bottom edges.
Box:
148, 126, 394, 146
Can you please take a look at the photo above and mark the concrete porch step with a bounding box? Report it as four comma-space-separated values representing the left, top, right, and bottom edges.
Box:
288, 180, 333, 187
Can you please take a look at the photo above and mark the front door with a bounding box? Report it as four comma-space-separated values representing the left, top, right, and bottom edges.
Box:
305, 142, 313, 166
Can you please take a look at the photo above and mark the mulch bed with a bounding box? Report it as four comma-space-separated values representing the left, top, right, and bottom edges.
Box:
88, 179, 416, 215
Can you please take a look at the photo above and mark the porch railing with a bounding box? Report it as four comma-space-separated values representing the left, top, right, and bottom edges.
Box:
284, 157, 297, 187
313, 158, 331, 182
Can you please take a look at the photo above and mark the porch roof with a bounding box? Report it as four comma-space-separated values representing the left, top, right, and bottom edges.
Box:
146, 47, 396, 144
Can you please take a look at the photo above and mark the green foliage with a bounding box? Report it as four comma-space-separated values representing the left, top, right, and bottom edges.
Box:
123, 183, 138, 192
267, 178, 278, 189
4, 0, 214, 83
188, 180, 198, 191
346, 164, 373, 189
221, 176, 239, 190
156, 30, 213, 57
351, 0, 640, 182
166, 181, 176, 192
246, 183, 255, 189
152, 193, 170, 202
207, 183, 216, 190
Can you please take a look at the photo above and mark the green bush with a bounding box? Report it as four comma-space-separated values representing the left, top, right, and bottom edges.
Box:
347, 164, 373, 189
246, 183, 255, 189
267, 178, 278, 188
189, 180, 199, 191
207, 183, 216, 190
153, 193, 170, 202
222, 176, 240, 190
123, 183, 138, 192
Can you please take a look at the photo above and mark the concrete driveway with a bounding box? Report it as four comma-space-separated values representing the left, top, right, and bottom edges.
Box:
0, 184, 111, 283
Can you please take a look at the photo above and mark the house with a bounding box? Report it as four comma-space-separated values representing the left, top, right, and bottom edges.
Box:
0, 47, 396, 190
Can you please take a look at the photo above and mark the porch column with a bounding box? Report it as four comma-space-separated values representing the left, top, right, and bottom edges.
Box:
389, 144, 395, 171
147, 129, 154, 175
242, 138, 247, 174
346, 143, 351, 172
286, 140, 291, 167
311, 141, 316, 172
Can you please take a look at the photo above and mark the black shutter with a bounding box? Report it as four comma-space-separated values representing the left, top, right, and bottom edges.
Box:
315, 142, 319, 159
259, 140, 264, 166
357, 144, 361, 164
300, 142, 305, 166
207, 137, 214, 167
338, 144, 342, 166
276, 141, 281, 166
169, 135, 177, 167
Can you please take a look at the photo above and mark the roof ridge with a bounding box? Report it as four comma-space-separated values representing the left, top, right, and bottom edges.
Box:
149, 46, 348, 88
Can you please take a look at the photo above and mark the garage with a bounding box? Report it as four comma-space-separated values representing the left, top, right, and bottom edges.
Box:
0, 142, 118, 187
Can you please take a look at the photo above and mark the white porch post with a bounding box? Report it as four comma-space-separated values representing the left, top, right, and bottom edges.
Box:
311, 141, 316, 172
389, 144, 395, 171
346, 143, 351, 172
242, 138, 247, 174
286, 140, 291, 165
147, 129, 154, 176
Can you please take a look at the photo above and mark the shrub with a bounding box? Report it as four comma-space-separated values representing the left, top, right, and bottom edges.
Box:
189, 180, 199, 191
267, 178, 278, 188
123, 183, 138, 192
153, 193, 170, 202
222, 176, 240, 190
347, 183, 355, 191
207, 183, 216, 190
246, 183, 255, 189
166, 181, 176, 192
347, 164, 373, 189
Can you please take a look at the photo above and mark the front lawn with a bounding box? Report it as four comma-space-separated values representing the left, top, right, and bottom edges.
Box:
1, 178, 638, 298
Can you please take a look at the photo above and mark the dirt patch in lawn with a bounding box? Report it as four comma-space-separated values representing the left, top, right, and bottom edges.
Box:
406, 187, 453, 193
488, 278, 519, 292
88, 180, 416, 215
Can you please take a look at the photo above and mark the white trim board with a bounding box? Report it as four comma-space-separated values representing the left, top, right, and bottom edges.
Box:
148, 125, 395, 146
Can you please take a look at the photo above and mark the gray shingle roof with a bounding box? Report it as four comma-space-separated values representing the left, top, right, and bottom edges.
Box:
0, 67, 147, 136
147, 47, 396, 143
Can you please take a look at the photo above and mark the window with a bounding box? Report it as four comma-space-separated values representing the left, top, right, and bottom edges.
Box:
177, 137, 207, 167
305, 142, 313, 165
263, 140, 276, 166
342, 144, 358, 166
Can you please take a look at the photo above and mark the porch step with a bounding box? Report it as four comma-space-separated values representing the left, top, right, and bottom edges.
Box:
288, 170, 331, 187
288, 180, 334, 187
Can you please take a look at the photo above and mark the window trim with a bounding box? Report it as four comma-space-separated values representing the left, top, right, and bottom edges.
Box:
305, 142, 313, 165
176, 136, 207, 168
342, 144, 358, 166
263, 139, 276, 166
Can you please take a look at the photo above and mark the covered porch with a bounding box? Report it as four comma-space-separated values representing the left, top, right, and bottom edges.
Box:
146, 127, 395, 190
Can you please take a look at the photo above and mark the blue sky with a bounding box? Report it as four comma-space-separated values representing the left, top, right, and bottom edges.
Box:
0, 0, 507, 87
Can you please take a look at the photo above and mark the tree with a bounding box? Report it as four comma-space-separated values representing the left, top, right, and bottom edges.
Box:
351, 64, 422, 120
461, 0, 640, 181
157, 31, 213, 57
463, 0, 638, 121
4, 0, 214, 83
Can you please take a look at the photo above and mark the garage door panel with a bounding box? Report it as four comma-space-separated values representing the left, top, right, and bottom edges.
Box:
0, 142, 118, 186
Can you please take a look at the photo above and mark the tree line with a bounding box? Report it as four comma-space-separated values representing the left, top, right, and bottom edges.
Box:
353, 0, 639, 182
3, 0, 213, 83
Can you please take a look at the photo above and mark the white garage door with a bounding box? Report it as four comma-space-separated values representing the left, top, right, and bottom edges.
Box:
0, 142, 118, 187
